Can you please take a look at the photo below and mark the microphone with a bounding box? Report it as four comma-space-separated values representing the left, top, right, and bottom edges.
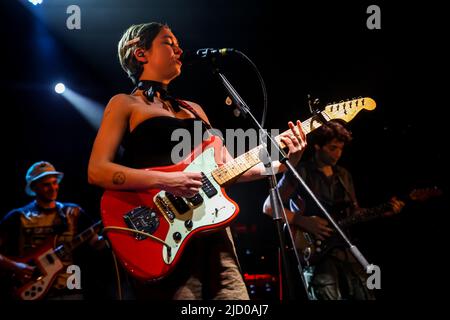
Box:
181, 48, 235, 66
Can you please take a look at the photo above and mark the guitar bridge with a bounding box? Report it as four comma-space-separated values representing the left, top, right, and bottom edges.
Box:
123, 206, 160, 240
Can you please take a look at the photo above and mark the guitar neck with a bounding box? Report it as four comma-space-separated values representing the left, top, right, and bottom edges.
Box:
211, 97, 376, 186
338, 202, 392, 228
55, 221, 101, 256
336, 185, 442, 228
211, 111, 330, 186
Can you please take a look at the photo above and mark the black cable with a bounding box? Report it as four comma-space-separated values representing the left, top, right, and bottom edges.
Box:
234, 50, 268, 128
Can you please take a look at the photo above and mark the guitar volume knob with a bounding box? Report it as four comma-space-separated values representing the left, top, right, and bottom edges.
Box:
173, 232, 182, 242
184, 220, 193, 229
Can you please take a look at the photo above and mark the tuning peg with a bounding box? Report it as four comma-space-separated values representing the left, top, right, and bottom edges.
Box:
307, 94, 321, 114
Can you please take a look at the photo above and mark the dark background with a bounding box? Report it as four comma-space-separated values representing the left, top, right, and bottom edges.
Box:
0, 0, 447, 301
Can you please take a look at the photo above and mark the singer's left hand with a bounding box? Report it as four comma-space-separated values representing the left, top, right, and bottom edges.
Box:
280, 120, 307, 167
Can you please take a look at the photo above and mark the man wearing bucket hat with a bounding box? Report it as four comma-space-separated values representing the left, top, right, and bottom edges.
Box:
24, 161, 64, 198
0, 161, 102, 300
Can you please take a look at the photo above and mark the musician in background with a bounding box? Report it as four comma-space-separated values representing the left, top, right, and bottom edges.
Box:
88, 21, 307, 299
263, 120, 405, 300
0, 161, 103, 300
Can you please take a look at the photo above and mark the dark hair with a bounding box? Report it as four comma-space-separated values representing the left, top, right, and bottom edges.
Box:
118, 22, 168, 84
309, 120, 352, 147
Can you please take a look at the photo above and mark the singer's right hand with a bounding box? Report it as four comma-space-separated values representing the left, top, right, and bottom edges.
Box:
160, 171, 203, 198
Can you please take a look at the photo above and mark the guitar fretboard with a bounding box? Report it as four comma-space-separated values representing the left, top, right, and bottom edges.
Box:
55, 221, 102, 257
338, 203, 392, 228
211, 112, 329, 186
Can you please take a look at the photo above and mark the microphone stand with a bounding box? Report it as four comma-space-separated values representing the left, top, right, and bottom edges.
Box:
209, 59, 373, 300
260, 142, 313, 300
211, 66, 311, 300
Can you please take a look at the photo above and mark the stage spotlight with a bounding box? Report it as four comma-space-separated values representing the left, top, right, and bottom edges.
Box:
60, 87, 104, 129
28, 0, 43, 5
55, 83, 65, 94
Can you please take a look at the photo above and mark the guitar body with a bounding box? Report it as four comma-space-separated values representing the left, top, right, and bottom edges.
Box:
9, 221, 102, 300
101, 136, 240, 281
284, 202, 343, 266
294, 228, 344, 265
13, 239, 64, 300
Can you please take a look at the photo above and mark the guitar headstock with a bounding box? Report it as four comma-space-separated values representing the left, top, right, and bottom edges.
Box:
409, 187, 443, 202
322, 97, 376, 123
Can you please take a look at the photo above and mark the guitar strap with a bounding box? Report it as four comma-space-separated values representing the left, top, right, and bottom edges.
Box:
336, 173, 358, 210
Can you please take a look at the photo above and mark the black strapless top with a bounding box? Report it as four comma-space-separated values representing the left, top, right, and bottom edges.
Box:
120, 116, 210, 168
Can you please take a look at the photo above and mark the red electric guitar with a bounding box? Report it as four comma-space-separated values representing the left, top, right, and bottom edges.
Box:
10, 221, 102, 300
101, 97, 376, 281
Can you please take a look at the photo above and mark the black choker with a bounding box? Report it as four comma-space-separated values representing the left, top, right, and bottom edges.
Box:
136, 80, 181, 112
135, 80, 212, 130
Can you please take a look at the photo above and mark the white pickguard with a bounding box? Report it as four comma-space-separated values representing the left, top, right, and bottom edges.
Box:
19, 249, 64, 300
157, 147, 236, 264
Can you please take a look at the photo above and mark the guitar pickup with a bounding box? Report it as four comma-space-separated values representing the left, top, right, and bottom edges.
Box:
165, 192, 190, 214
186, 193, 203, 206
123, 206, 160, 240
201, 172, 218, 198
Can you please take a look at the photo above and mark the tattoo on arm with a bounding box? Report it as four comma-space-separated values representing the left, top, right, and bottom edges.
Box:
112, 171, 126, 185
